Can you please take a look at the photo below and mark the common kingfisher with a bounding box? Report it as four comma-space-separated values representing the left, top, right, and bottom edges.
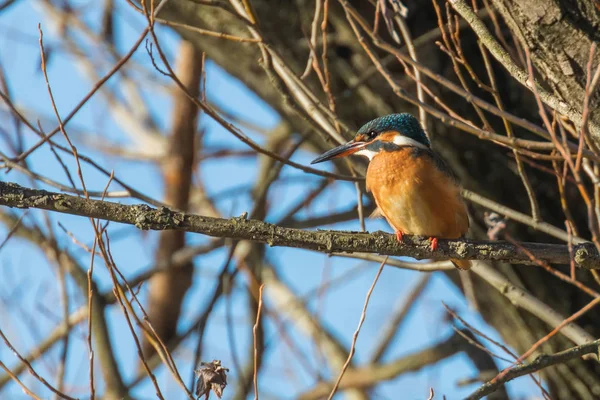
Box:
311, 113, 471, 270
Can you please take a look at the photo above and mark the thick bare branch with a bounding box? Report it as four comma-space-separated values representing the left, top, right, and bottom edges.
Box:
143, 38, 200, 359
1, 181, 598, 268
298, 330, 470, 400
466, 339, 600, 400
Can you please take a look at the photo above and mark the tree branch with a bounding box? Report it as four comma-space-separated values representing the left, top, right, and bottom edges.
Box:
466, 339, 600, 400
298, 330, 471, 400
449, 0, 600, 140
0, 211, 128, 399
1, 181, 598, 268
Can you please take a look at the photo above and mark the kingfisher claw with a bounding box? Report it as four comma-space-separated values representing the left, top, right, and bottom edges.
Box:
395, 231, 404, 242
429, 237, 438, 251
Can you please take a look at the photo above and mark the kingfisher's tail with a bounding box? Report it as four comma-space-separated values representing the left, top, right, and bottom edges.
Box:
451, 259, 472, 270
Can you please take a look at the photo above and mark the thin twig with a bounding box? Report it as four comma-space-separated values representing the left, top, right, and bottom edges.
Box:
87, 237, 97, 400
0, 210, 27, 252
466, 339, 600, 400
449, 0, 600, 139
0, 359, 42, 400
0, 327, 77, 400
369, 273, 431, 363
155, 17, 260, 42
327, 256, 387, 399
13, 27, 150, 163
253, 284, 265, 400
472, 261, 596, 348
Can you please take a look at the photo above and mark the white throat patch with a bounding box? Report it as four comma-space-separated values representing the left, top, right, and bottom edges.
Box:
392, 135, 428, 149
355, 148, 377, 160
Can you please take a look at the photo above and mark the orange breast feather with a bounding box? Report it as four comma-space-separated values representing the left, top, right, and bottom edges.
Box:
366, 148, 469, 238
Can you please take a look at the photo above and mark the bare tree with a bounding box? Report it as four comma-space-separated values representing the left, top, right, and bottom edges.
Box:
1, 0, 600, 399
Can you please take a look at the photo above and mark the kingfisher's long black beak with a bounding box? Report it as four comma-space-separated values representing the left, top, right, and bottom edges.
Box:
310, 141, 366, 164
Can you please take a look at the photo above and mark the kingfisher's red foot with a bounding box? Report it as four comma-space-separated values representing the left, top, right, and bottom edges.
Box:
429, 237, 438, 251
395, 231, 404, 242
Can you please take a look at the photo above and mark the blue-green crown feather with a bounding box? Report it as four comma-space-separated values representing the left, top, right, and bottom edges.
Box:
357, 113, 430, 147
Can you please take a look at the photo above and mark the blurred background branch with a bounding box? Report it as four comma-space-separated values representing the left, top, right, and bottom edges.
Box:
1, 0, 600, 399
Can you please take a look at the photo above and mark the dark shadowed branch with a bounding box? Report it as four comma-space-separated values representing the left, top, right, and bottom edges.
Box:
466, 339, 600, 400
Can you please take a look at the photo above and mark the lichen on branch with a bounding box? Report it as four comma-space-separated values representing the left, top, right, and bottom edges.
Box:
0, 181, 598, 268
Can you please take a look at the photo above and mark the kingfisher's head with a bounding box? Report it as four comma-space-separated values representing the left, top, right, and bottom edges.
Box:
311, 113, 430, 164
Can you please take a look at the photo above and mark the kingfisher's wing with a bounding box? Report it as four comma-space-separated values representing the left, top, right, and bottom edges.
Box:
434, 153, 461, 185
409, 147, 460, 184
455, 199, 470, 233
413, 147, 470, 236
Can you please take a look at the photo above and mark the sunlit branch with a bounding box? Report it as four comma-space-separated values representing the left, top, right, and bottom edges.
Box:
1, 181, 598, 268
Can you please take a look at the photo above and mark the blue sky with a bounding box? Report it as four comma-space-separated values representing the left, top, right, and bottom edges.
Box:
0, 1, 539, 399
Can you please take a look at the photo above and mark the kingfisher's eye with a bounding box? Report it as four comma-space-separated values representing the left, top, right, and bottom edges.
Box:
367, 131, 377, 139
